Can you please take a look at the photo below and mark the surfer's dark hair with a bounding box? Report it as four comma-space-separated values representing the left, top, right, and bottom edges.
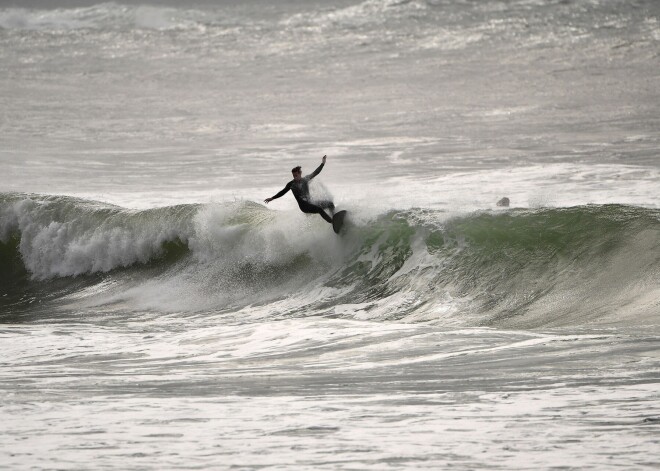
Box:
292, 166, 301, 173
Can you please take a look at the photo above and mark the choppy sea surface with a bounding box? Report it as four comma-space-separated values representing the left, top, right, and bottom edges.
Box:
1, 0, 659, 469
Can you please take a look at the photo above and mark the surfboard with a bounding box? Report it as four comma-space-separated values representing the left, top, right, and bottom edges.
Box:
332, 210, 347, 234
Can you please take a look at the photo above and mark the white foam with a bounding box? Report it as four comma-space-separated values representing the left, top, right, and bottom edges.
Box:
1, 197, 192, 279
84, 202, 351, 313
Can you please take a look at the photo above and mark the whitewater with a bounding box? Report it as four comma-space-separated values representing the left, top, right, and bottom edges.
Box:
1, 0, 659, 469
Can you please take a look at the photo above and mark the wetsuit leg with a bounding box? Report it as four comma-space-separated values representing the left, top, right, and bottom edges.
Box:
315, 200, 335, 215
298, 201, 333, 224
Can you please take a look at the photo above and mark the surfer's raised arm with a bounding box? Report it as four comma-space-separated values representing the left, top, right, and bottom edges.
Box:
264, 182, 291, 204
306, 155, 327, 180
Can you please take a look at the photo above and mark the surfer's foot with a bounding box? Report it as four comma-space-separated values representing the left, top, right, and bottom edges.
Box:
320, 211, 333, 224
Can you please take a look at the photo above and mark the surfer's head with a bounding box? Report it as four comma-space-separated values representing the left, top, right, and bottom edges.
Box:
291, 166, 302, 181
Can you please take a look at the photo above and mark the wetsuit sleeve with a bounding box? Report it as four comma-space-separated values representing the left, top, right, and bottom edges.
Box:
306, 162, 324, 180
270, 182, 291, 200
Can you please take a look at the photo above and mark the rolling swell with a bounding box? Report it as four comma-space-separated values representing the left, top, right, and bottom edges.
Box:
1, 192, 658, 328
416, 205, 660, 327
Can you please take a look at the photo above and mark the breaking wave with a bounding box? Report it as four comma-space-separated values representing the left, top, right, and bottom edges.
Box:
1, 192, 659, 328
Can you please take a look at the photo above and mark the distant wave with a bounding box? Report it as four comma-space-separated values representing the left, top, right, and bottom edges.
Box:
0, 2, 220, 31
2, 0, 656, 59
0, 0, 424, 33
2, 192, 659, 328
282, 0, 427, 29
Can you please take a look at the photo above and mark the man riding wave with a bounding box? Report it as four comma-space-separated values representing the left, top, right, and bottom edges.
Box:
264, 155, 335, 223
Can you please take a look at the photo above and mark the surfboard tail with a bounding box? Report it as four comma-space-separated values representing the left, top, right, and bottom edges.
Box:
332, 210, 348, 234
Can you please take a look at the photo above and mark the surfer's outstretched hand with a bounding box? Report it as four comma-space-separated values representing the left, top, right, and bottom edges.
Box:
264, 198, 272, 204
322, 155, 327, 164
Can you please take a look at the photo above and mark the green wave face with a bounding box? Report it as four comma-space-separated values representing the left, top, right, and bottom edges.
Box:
410, 205, 660, 327
1, 192, 659, 328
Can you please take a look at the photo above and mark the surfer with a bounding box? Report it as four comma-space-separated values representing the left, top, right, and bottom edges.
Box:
264, 155, 335, 223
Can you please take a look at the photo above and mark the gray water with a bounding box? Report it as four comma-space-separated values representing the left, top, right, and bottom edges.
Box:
1, 0, 659, 469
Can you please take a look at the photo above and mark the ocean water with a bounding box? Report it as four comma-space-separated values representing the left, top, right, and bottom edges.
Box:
1, 0, 659, 469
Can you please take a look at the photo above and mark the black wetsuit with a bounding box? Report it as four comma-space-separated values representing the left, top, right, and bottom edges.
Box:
269, 162, 335, 223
